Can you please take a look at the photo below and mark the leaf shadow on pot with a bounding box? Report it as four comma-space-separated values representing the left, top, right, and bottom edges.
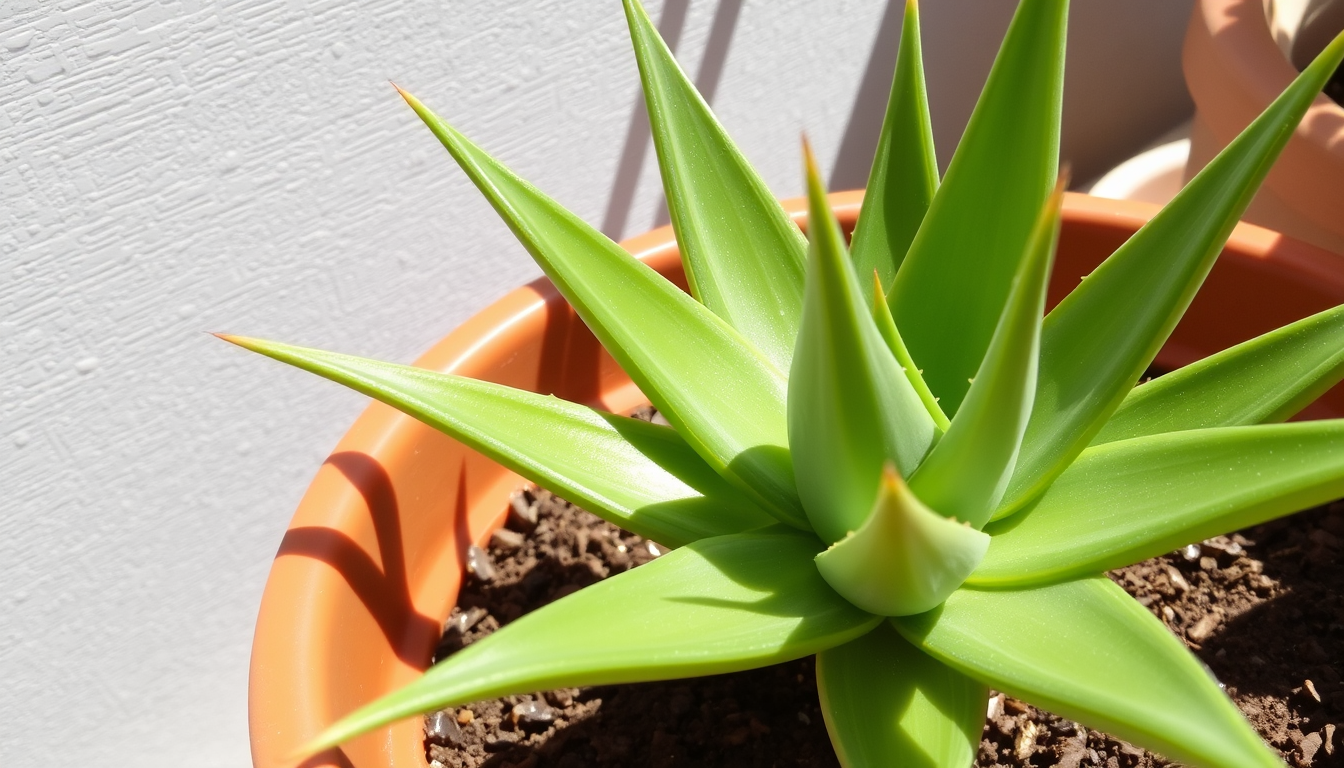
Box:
294, 746, 356, 768
275, 451, 444, 668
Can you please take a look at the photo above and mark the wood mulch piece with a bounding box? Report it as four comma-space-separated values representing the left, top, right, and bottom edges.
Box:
424, 412, 1344, 768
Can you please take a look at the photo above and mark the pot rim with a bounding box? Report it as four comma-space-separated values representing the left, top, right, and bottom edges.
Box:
248, 191, 1344, 768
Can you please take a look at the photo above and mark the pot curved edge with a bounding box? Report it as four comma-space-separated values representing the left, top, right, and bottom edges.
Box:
1183, 0, 1344, 253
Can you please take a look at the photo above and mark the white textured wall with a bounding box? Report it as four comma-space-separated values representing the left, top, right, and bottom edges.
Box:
1, 1, 1191, 764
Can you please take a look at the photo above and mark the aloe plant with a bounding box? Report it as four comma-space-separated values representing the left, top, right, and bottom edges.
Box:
224, 1, 1344, 765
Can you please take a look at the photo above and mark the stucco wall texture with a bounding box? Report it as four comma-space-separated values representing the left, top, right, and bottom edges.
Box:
1, 1, 1192, 764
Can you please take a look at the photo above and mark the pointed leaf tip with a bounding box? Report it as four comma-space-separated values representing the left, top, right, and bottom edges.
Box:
888, 0, 1066, 415
1003, 28, 1344, 515
790, 148, 938, 542
400, 88, 805, 528
801, 135, 825, 203
815, 465, 989, 616
215, 333, 260, 351
850, 0, 938, 287
908, 174, 1061, 528
624, 0, 806, 371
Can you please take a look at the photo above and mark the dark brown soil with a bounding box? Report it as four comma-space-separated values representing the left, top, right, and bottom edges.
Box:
424, 415, 1344, 768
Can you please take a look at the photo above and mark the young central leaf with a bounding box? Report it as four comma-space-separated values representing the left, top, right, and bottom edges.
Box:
887, 0, 1066, 415
789, 142, 936, 544
848, 0, 939, 288
906, 178, 1063, 528
815, 465, 990, 616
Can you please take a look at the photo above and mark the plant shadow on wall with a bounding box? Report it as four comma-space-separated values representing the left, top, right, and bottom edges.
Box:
603, 0, 908, 240
225, 0, 1344, 765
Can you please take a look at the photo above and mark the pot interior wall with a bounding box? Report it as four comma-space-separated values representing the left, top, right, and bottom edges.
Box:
248, 193, 1344, 768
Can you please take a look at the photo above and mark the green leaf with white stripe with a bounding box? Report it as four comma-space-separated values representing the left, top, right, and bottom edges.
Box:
397, 88, 806, 529
1093, 304, 1344, 445
220, 335, 778, 547
973, 421, 1344, 586
895, 577, 1284, 768
304, 530, 881, 754
817, 622, 984, 768
623, 0, 806, 372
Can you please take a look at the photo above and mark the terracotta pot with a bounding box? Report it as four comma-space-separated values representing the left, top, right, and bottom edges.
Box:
248, 191, 1344, 768
1183, 0, 1344, 254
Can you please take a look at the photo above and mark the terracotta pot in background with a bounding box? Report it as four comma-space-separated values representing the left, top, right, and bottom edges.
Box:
1183, 0, 1344, 254
248, 192, 1344, 768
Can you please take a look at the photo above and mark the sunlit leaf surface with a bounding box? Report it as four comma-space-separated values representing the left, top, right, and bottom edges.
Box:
623, 0, 806, 373
975, 421, 1344, 585
908, 181, 1061, 528
305, 529, 879, 753
1002, 32, 1344, 515
896, 577, 1284, 768
1094, 305, 1344, 445
789, 144, 936, 543
221, 336, 777, 547
817, 622, 984, 768
849, 0, 938, 289
397, 88, 807, 528
887, 0, 1066, 415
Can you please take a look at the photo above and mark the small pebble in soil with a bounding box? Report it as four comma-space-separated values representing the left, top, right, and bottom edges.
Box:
511, 700, 556, 730
509, 491, 539, 528
426, 710, 466, 747
446, 606, 487, 637
491, 527, 526, 552
465, 545, 496, 582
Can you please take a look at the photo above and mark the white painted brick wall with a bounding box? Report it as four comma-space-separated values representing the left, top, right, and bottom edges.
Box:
0, 1, 1192, 764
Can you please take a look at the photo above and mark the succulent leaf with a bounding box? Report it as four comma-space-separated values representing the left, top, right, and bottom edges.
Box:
871, 271, 950, 431
303, 529, 880, 754
907, 179, 1062, 528
219, 335, 778, 547
790, 144, 938, 543
396, 88, 807, 529
1093, 304, 1344, 445
887, 0, 1067, 415
622, 0, 807, 373
849, 0, 938, 290
894, 577, 1285, 768
816, 622, 985, 768
814, 466, 990, 616
1001, 31, 1344, 516
973, 421, 1344, 586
